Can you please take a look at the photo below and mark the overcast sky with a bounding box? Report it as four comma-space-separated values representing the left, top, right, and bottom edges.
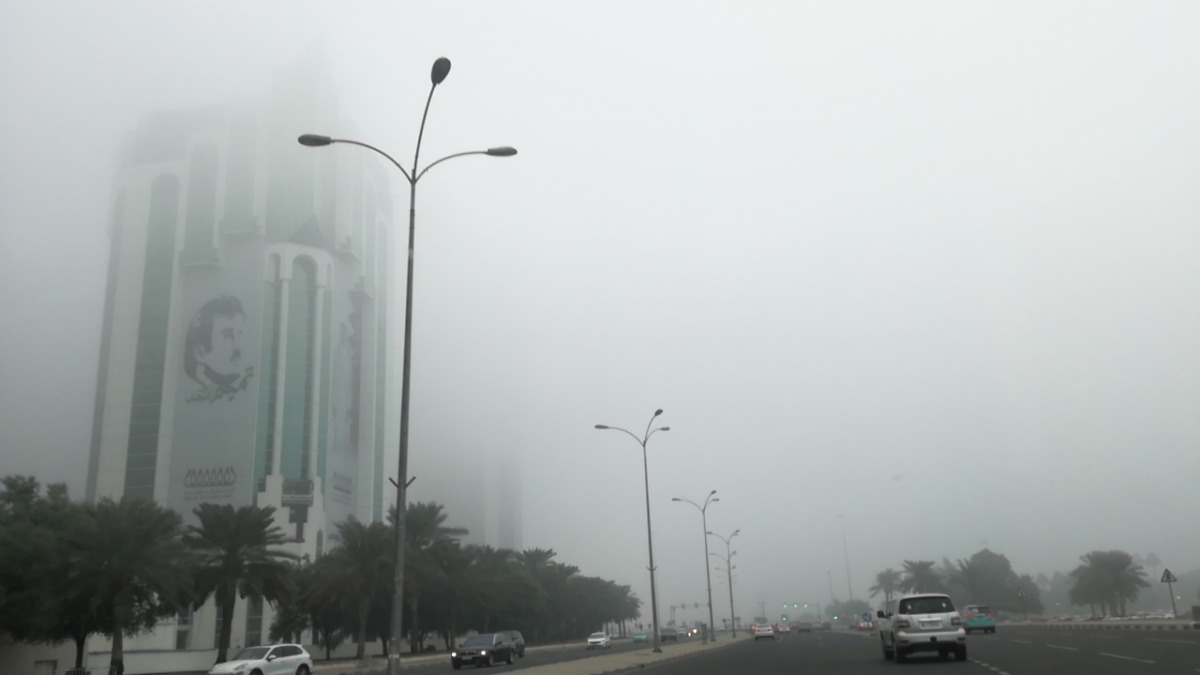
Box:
2, 1, 1198, 621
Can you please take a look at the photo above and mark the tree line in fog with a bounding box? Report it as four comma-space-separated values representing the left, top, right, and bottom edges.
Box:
0, 476, 641, 675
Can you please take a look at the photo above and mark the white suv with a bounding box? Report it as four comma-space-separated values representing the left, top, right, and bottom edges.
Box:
877, 593, 967, 662
208, 644, 312, 675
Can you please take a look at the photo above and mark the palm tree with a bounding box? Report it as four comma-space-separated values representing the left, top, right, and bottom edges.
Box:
391, 501, 467, 652
315, 517, 393, 658
1068, 550, 1149, 616
185, 503, 297, 663
64, 498, 194, 675
900, 560, 944, 594
869, 568, 902, 608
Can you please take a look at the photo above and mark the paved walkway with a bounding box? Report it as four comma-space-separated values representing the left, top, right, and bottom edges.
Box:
312, 634, 750, 675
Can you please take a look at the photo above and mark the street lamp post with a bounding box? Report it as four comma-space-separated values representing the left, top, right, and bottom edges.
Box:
838, 515, 854, 600
709, 529, 740, 636
299, 57, 515, 675
595, 410, 670, 653
672, 491, 719, 643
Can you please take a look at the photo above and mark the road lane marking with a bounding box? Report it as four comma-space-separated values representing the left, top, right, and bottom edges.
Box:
1146, 638, 1195, 644
1088, 634, 1123, 639
1100, 652, 1156, 664
1046, 644, 1078, 651
1010, 639, 1033, 644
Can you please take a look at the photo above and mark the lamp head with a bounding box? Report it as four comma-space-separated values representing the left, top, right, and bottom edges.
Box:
298, 134, 333, 147
431, 57, 452, 85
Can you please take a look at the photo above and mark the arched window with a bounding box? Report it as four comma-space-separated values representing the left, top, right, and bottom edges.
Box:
280, 257, 317, 481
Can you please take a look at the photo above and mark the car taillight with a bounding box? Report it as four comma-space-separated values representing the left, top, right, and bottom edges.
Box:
986, 613, 993, 617
895, 619, 911, 629
964, 614, 972, 619
951, 617, 962, 626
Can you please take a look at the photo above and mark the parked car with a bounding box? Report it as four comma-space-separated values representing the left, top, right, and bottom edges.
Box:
632, 631, 649, 643
208, 644, 312, 675
877, 593, 967, 662
962, 604, 997, 634
499, 629, 526, 657
450, 633, 516, 670
659, 627, 680, 642
752, 623, 777, 641
587, 632, 612, 649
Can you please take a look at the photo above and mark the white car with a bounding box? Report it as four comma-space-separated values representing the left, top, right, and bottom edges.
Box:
208, 644, 312, 675
878, 593, 967, 662
752, 623, 776, 641
586, 632, 612, 649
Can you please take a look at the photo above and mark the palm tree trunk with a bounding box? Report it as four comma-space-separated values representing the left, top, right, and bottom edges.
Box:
409, 596, 421, 654
73, 628, 87, 668
110, 621, 125, 675
356, 596, 369, 659
219, 588, 236, 663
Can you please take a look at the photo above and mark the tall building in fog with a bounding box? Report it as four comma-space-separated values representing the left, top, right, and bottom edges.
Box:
81, 55, 394, 656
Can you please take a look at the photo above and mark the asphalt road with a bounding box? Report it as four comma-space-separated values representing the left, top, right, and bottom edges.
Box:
361, 638, 656, 673
637, 627, 1199, 675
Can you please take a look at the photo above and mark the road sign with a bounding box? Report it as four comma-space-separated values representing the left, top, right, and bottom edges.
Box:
862, 612, 872, 622
1161, 568, 1178, 583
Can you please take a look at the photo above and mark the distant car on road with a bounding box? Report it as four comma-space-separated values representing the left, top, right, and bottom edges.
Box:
659, 627, 680, 642
451, 633, 515, 670
791, 621, 813, 633
962, 604, 997, 634
752, 623, 777, 641
632, 631, 648, 643
208, 644, 312, 675
587, 632, 612, 649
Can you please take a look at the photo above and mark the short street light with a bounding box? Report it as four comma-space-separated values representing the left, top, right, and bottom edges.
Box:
672, 491, 719, 642
299, 57, 515, 675
595, 410, 670, 653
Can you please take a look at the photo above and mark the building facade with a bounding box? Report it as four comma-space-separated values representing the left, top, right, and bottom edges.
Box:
75, 59, 394, 671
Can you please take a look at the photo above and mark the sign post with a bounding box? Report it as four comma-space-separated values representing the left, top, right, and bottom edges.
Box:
1017, 588, 1029, 621
1161, 568, 1179, 619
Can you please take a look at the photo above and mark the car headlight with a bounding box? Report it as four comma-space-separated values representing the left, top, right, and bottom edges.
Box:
481, 650, 487, 655
235, 665, 248, 672
451, 652, 457, 658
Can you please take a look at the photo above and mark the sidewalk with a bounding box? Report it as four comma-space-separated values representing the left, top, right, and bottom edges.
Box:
312, 634, 749, 675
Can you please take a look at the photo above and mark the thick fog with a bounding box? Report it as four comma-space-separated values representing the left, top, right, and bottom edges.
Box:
2, 1, 1198, 622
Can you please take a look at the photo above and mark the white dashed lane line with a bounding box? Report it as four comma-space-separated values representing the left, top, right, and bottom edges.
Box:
1145, 638, 1195, 644
968, 659, 1009, 675
1046, 644, 1079, 651
1099, 652, 1156, 665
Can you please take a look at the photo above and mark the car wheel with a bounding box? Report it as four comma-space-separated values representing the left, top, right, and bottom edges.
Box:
505, 650, 514, 665
296, 667, 310, 675
881, 636, 893, 661
452, 661, 462, 671
486, 653, 494, 667
955, 645, 968, 661
895, 645, 907, 663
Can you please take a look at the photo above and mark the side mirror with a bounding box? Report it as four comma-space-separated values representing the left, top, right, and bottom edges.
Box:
877, 610, 885, 619
266, 655, 277, 662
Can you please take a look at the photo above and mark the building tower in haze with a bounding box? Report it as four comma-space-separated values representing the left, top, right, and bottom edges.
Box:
82, 54, 394, 656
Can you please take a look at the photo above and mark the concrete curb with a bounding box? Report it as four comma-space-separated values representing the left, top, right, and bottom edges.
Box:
1017, 621, 1198, 631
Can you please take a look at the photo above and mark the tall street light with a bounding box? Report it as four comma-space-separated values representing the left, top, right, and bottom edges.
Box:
838, 514, 854, 601
672, 491, 719, 643
595, 410, 670, 653
299, 56, 515, 675
708, 529, 740, 636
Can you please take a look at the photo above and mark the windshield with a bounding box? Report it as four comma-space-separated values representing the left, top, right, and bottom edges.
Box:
463, 635, 495, 647
899, 597, 956, 614
232, 647, 270, 661
590, 632, 606, 638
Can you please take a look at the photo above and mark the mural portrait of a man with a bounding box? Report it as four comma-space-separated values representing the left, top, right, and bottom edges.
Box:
185, 295, 254, 403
